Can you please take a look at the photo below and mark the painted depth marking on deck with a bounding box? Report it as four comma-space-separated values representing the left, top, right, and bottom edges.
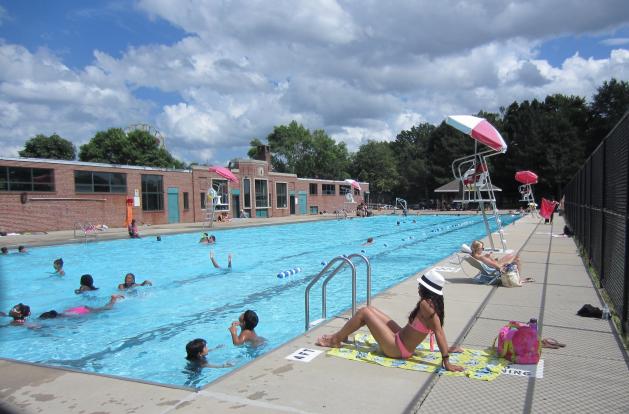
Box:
285, 348, 323, 362
502, 360, 544, 378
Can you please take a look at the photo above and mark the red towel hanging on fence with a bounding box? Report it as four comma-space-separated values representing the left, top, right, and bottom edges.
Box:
540, 198, 558, 220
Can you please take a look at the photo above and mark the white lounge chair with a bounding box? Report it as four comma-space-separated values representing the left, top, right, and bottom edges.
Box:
462, 248, 501, 285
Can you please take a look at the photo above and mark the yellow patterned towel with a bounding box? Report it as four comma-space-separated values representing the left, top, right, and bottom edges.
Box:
327, 333, 508, 381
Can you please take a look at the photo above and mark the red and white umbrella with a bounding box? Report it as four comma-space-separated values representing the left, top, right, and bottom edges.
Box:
344, 179, 361, 191
209, 166, 238, 183
446, 115, 507, 153
515, 170, 538, 185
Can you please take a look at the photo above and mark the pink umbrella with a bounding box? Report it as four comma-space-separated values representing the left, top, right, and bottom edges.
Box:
446, 115, 508, 153
344, 179, 361, 191
515, 170, 538, 185
208, 166, 238, 183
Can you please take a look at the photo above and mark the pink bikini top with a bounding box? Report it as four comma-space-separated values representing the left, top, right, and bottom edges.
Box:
409, 318, 432, 334
408, 318, 435, 351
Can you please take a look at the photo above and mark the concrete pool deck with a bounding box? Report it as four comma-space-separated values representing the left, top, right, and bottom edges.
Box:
2, 214, 628, 413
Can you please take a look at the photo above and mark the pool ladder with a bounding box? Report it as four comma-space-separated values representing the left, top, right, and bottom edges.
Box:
304, 253, 371, 331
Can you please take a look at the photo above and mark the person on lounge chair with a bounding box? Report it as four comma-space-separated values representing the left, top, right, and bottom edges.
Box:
470, 240, 521, 273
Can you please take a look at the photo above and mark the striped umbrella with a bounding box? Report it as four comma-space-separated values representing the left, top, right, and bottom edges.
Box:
446, 115, 507, 153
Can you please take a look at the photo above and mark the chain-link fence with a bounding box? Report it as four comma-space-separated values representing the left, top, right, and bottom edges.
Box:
563, 111, 628, 337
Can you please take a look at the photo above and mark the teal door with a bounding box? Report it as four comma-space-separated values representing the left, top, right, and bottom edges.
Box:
298, 192, 307, 215
167, 187, 180, 223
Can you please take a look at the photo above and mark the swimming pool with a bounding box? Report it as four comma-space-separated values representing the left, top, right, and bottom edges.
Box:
0, 214, 518, 388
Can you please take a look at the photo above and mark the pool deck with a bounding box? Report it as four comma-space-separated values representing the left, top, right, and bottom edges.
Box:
2, 213, 629, 413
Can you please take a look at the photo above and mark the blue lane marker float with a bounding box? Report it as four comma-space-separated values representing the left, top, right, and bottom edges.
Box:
277, 267, 302, 278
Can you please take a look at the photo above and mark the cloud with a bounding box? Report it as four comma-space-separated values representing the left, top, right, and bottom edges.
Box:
600, 37, 629, 46
1, 1, 629, 164
0, 42, 150, 156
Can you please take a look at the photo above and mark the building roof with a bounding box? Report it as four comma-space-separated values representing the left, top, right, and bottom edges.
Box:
0, 156, 191, 173
434, 179, 502, 193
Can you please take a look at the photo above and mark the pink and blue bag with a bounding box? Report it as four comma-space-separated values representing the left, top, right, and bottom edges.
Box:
494, 320, 541, 364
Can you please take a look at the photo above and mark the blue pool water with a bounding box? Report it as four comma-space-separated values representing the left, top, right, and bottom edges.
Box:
0, 214, 518, 388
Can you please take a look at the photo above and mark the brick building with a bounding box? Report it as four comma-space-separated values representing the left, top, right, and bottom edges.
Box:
0, 150, 368, 232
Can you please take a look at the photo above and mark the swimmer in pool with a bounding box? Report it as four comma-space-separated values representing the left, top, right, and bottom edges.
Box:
1, 303, 32, 326
38, 295, 125, 319
185, 339, 233, 368
118, 273, 152, 290
75, 274, 99, 294
229, 310, 265, 346
362, 237, 375, 246
53, 258, 65, 276
209, 251, 232, 269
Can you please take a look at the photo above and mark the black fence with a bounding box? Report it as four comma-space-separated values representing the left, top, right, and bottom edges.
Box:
563, 111, 629, 336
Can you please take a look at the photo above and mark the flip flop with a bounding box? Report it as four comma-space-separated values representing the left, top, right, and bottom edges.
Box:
542, 338, 566, 349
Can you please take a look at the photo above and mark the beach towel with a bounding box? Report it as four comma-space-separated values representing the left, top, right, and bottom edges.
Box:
327, 333, 508, 381
539, 198, 558, 220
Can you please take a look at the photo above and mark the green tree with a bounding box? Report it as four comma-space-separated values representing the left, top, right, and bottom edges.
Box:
79, 128, 185, 169
587, 78, 629, 154
249, 121, 350, 179
391, 123, 434, 201
350, 140, 399, 202
19, 133, 76, 160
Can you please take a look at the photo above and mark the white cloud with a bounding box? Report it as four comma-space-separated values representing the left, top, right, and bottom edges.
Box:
1, 1, 628, 163
600, 37, 629, 46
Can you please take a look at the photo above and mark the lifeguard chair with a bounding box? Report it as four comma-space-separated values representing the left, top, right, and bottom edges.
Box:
446, 115, 508, 251
515, 170, 538, 216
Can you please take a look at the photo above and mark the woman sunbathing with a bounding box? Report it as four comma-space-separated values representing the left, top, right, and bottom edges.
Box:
316, 270, 464, 371
470, 240, 521, 272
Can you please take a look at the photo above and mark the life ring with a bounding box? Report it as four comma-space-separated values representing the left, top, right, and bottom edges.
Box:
277, 267, 302, 278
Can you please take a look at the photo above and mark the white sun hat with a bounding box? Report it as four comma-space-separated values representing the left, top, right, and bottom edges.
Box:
417, 269, 445, 296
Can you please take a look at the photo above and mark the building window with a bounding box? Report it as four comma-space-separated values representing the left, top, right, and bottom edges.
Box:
74, 171, 127, 193
339, 185, 351, 195
354, 188, 360, 196
212, 179, 228, 210
276, 182, 287, 208
141, 174, 164, 211
200, 192, 206, 209
0, 166, 54, 192
309, 183, 318, 195
183, 192, 189, 210
322, 184, 335, 195
255, 179, 269, 208
243, 178, 251, 208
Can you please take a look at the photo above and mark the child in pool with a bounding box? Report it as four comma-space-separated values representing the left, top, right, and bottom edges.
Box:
39, 295, 125, 319
209, 251, 232, 269
1, 303, 32, 326
118, 273, 152, 290
185, 339, 233, 368
53, 258, 65, 276
75, 274, 99, 294
229, 310, 265, 346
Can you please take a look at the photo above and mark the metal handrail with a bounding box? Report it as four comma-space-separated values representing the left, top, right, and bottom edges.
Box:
304, 253, 372, 331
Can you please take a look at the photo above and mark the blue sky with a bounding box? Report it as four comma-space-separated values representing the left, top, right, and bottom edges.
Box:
1, 1, 628, 164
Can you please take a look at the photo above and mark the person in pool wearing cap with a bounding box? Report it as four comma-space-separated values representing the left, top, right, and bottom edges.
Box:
316, 270, 464, 371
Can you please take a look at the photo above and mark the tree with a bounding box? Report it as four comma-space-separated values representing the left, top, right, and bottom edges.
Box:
390, 123, 434, 201
249, 121, 350, 179
587, 78, 629, 154
350, 140, 399, 202
79, 128, 185, 169
19, 133, 76, 160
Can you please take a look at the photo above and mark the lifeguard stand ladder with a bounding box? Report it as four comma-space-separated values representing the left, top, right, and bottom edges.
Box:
519, 184, 539, 217
204, 186, 228, 229
395, 198, 408, 215
451, 145, 507, 251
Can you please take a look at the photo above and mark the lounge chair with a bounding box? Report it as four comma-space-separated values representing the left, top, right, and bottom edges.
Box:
463, 254, 501, 285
